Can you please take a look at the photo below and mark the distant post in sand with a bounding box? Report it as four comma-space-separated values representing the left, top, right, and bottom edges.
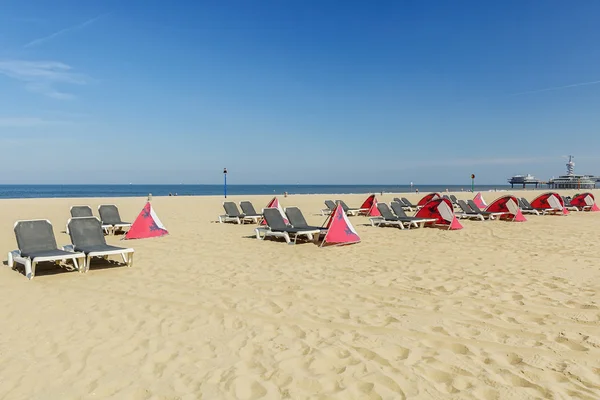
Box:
223, 168, 228, 198
471, 174, 475, 192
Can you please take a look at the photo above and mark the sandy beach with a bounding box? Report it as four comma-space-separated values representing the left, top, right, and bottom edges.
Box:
1, 191, 599, 399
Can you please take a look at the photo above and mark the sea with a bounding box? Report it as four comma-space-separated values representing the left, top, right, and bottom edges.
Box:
0, 184, 512, 199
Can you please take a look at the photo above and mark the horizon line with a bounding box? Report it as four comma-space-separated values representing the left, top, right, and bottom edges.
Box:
0, 183, 517, 186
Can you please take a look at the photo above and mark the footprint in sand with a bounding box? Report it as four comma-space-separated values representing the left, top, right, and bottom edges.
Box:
555, 336, 589, 352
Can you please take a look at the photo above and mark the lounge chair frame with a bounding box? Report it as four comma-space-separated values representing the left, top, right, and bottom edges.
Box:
98, 204, 132, 234
238, 201, 263, 224
321, 200, 336, 216
219, 202, 259, 224
255, 209, 321, 244
67, 217, 134, 271
455, 200, 486, 221
389, 202, 437, 228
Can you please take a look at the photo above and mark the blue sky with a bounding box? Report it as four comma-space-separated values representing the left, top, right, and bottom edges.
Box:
1, 0, 600, 184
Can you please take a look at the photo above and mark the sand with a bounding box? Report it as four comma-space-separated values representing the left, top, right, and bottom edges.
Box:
0, 191, 599, 399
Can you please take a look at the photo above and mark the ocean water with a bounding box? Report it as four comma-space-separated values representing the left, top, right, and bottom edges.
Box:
0, 184, 512, 199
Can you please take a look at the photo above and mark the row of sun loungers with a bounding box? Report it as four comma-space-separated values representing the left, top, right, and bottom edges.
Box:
220, 192, 585, 246
256, 208, 324, 244
370, 202, 436, 229
320, 200, 367, 216
69, 204, 131, 234
219, 201, 327, 244
219, 201, 263, 224
9, 217, 134, 280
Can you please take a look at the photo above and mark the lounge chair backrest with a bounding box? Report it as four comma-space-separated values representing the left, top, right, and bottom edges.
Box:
223, 202, 242, 217
98, 205, 124, 224
240, 201, 258, 216
324, 200, 336, 210
68, 217, 107, 248
263, 208, 289, 230
467, 199, 484, 213
443, 195, 450, 200
457, 200, 475, 213
390, 202, 408, 218
393, 197, 402, 204
376, 203, 397, 220
520, 198, 532, 209
401, 197, 413, 207
71, 205, 93, 218
450, 195, 458, 204
285, 207, 308, 228
336, 200, 350, 212
14, 220, 57, 254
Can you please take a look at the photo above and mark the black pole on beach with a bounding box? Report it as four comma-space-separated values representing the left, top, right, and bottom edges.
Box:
223, 168, 228, 198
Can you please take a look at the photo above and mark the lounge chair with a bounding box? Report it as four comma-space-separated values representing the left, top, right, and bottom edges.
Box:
455, 200, 486, 221
239, 201, 263, 223
401, 197, 420, 210
67, 217, 134, 271
98, 205, 132, 234
70, 205, 93, 218
321, 200, 337, 216
467, 200, 506, 220
285, 207, 328, 232
335, 200, 364, 216
449, 195, 459, 205
8, 219, 85, 280
219, 202, 255, 224
561, 196, 578, 212
368, 203, 407, 229
393, 198, 414, 212
390, 202, 437, 228
256, 208, 321, 244
519, 198, 544, 215
67, 205, 111, 234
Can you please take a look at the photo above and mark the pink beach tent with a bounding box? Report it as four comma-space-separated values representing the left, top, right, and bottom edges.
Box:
320, 204, 361, 247
359, 194, 381, 217
530, 192, 569, 215
485, 195, 527, 222
261, 197, 288, 225
124, 202, 169, 240
415, 198, 463, 230
417, 192, 442, 206
570, 193, 600, 211
473, 192, 488, 210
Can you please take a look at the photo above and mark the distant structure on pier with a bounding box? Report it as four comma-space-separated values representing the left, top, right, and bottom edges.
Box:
547, 156, 596, 190
507, 173, 540, 189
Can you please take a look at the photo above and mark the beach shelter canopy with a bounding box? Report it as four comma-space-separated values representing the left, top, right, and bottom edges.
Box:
124, 202, 169, 240
415, 198, 463, 230
417, 192, 442, 206
321, 204, 360, 246
485, 195, 526, 222
570, 192, 600, 211
473, 192, 488, 210
531, 192, 569, 215
360, 194, 381, 216
261, 197, 288, 225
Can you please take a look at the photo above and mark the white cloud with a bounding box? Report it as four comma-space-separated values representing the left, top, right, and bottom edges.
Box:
0, 60, 87, 99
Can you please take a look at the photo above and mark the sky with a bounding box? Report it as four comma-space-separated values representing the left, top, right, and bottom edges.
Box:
1, 0, 600, 185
